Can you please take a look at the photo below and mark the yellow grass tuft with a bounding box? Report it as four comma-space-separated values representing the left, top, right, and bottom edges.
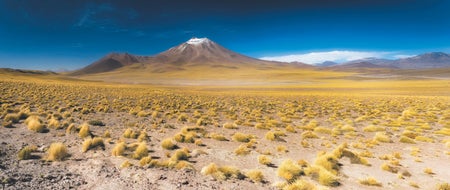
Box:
210, 133, 228, 141
112, 142, 126, 156
223, 122, 238, 129
25, 115, 45, 133
415, 136, 434, 143
283, 179, 317, 190
139, 156, 152, 166
18, 145, 37, 160
258, 155, 272, 166
4, 113, 20, 123
409, 181, 419, 188
424, 167, 434, 175
46, 142, 69, 161
201, 163, 244, 180
78, 123, 90, 138
359, 177, 382, 186
245, 170, 264, 183
381, 162, 399, 173
123, 128, 137, 139
437, 183, 450, 190
399, 135, 416, 144
314, 153, 340, 174
314, 127, 332, 134
374, 132, 392, 143
133, 142, 149, 159
234, 144, 251, 155
304, 165, 340, 186
48, 117, 61, 129
277, 159, 303, 181
161, 138, 177, 150
170, 149, 190, 162
301, 131, 318, 139
120, 160, 132, 168
232, 132, 255, 143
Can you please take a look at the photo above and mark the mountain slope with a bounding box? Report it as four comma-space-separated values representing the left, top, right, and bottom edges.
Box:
341, 52, 450, 69
150, 38, 270, 66
70, 53, 149, 75
390, 52, 450, 69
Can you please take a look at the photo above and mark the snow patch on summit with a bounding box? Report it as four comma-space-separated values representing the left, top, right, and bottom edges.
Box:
186, 38, 209, 45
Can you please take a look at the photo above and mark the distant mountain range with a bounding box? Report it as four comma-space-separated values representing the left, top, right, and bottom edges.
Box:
318, 52, 450, 69
69, 37, 450, 77
71, 38, 310, 75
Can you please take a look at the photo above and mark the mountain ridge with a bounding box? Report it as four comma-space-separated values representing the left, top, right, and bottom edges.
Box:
71, 38, 310, 76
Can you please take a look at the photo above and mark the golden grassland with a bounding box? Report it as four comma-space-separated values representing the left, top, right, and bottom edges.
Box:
1, 70, 450, 189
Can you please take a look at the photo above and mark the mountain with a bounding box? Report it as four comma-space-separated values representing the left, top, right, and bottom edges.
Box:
316, 61, 338, 67
150, 38, 274, 66
70, 53, 149, 75
390, 52, 450, 69
71, 37, 310, 76
341, 53, 450, 69
344, 57, 394, 66
329, 62, 393, 70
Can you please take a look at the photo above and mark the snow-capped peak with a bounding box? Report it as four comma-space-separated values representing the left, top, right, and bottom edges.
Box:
186, 37, 209, 45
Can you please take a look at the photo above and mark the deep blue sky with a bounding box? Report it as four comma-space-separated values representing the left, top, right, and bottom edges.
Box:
1, 0, 449, 70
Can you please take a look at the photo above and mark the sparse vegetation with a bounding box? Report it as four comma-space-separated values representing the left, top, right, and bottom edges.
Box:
46, 142, 69, 161
1, 71, 449, 189
18, 145, 37, 160
359, 177, 382, 186
78, 123, 90, 138
161, 138, 177, 150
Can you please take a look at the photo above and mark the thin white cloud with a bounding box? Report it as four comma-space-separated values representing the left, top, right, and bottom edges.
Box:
260, 50, 392, 64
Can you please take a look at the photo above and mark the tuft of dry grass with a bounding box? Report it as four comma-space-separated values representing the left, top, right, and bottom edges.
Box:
245, 170, 264, 183
424, 167, 434, 175
78, 123, 90, 138
82, 137, 104, 153
18, 145, 37, 160
283, 179, 317, 190
123, 128, 137, 139
381, 162, 399, 173
232, 132, 255, 143
399, 135, 416, 144
409, 181, 419, 188
374, 132, 392, 143
277, 159, 303, 181
415, 136, 434, 143
258, 155, 272, 166
4, 113, 20, 123
210, 133, 228, 141
234, 144, 251, 155
314, 153, 340, 174
161, 138, 177, 150
304, 165, 340, 186
25, 115, 45, 133
359, 177, 382, 186
170, 149, 190, 162
201, 163, 244, 180
112, 142, 126, 156
133, 142, 149, 159
223, 122, 238, 129
46, 142, 69, 161
120, 160, 132, 168
139, 156, 152, 166
301, 131, 318, 139
437, 183, 450, 190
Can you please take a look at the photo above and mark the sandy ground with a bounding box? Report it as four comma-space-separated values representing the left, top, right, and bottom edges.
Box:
0, 78, 449, 190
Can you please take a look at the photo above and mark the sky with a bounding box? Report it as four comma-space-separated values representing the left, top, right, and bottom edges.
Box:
0, 0, 450, 70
